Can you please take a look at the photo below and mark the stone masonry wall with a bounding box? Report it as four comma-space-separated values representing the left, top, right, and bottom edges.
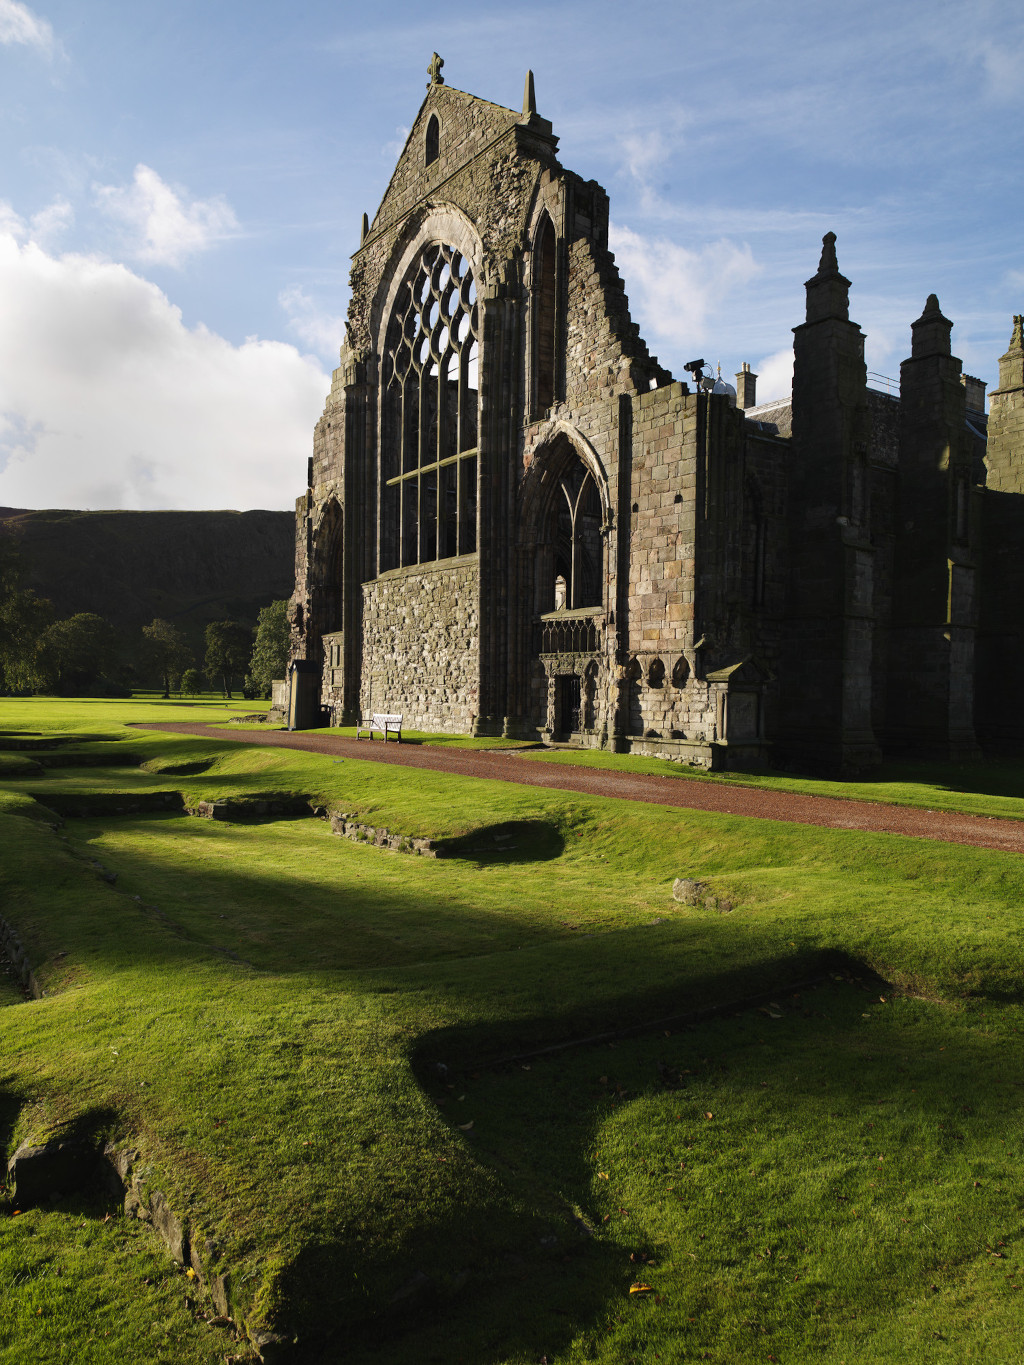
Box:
628, 383, 697, 656
368, 85, 520, 243
360, 557, 479, 733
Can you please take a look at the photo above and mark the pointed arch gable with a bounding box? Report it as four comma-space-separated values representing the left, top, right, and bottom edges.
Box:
519, 421, 611, 530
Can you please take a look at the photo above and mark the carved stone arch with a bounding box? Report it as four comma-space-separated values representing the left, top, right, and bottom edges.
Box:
582, 657, 599, 729
625, 654, 643, 736
648, 657, 666, 688
371, 204, 484, 353
309, 497, 344, 648
519, 425, 610, 616
520, 422, 611, 527
671, 655, 690, 688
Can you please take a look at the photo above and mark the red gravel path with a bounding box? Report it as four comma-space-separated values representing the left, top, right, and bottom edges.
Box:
134, 722, 1024, 854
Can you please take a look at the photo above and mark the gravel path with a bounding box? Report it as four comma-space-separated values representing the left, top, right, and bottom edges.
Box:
135, 722, 1024, 854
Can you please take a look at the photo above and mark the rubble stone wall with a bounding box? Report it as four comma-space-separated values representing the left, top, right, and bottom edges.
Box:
360, 557, 480, 733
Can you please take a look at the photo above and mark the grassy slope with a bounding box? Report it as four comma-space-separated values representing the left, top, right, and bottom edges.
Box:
1, 698, 1024, 1363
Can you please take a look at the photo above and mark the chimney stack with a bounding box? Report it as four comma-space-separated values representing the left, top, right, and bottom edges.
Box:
961, 373, 986, 413
735, 362, 757, 410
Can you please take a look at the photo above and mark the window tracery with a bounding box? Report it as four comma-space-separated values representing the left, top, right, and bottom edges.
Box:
553, 461, 602, 609
380, 242, 479, 570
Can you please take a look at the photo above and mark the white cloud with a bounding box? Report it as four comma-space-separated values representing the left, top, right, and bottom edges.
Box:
0, 196, 72, 246
752, 348, 793, 406
0, 200, 25, 238
279, 284, 346, 360
30, 197, 72, 244
609, 222, 760, 350
94, 164, 239, 268
0, 0, 53, 54
0, 230, 329, 510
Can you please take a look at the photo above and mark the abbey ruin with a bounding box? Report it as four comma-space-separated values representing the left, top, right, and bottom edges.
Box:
285, 59, 1024, 773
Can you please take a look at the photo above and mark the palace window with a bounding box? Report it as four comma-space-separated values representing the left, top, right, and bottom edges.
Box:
380, 243, 479, 571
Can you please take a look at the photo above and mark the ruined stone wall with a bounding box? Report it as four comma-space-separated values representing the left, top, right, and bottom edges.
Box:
562, 237, 666, 415
360, 557, 480, 733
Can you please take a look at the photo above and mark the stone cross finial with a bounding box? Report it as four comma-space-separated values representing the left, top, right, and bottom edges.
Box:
427, 52, 444, 87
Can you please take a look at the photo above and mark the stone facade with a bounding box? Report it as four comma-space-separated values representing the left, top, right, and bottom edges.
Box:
286, 62, 1024, 772
359, 558, 479, 733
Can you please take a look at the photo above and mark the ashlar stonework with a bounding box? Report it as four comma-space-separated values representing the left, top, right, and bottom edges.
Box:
285, 62, 1024, 773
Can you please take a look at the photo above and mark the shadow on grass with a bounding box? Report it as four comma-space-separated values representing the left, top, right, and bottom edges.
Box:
139, 759, 213, 777
438, 819, 566, 864
325, 973, 1023, 1365
877, 758, 1024, 799
0, 1078, 24, 1165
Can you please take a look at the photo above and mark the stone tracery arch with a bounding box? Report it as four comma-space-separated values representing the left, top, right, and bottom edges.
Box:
379, 240, 480, 570
521, 430, 609, 614
308, 497, 343, 663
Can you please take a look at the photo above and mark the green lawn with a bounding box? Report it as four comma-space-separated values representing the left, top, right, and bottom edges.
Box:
2, 697, 1024, 1363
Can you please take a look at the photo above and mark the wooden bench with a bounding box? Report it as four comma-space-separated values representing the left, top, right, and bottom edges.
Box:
355, 712, 403, 743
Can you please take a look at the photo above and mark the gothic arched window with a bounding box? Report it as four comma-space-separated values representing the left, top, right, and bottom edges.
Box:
552, 459, 602, 610
533, 215, 556, 413
380, 242, 479, 570
425, 115, 440, 167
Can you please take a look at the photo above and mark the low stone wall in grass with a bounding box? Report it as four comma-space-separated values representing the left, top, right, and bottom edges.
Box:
187, 794, 442, 856
6, 1136, 288, 1361
326, 810, 440, 856
0, 913, 41, 999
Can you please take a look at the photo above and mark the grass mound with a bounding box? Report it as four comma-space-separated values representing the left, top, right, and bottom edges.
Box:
2, 697, 1024, 1362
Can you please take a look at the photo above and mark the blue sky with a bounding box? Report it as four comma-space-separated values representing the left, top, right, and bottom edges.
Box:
0, 0, 1021, 509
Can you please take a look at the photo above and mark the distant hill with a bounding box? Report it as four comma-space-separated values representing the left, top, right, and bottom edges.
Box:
0, 508, 296, 654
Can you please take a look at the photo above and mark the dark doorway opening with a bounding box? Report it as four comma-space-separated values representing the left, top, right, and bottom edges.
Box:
555, 674, 581, 738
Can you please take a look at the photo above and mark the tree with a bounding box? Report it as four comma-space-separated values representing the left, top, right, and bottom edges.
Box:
180, 667, 203, 696
248, 600, 290, 699
142, 618, 193, 698
0, 535, 53, 694
37, 613, 121, 695
203, 620, 252, 698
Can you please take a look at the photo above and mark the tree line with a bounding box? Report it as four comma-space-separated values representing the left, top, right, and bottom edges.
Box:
0, 537, 290, 699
